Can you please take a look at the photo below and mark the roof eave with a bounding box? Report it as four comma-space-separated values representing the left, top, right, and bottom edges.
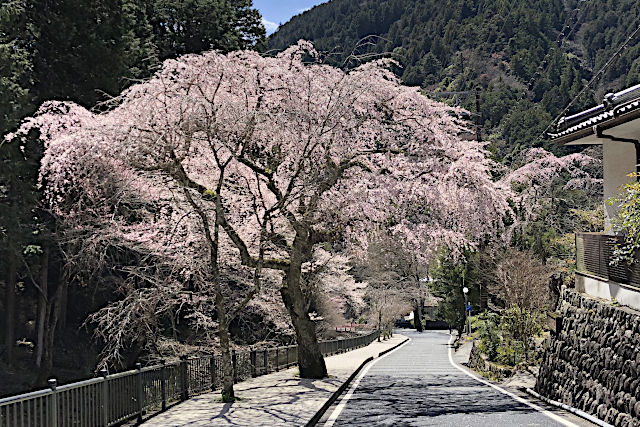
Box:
551, 106, 640, 145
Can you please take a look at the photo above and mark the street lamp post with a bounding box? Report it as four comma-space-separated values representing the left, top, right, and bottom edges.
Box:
462, 285, 471, 335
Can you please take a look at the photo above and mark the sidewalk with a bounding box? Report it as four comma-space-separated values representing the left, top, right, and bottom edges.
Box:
142, 334, 407, 426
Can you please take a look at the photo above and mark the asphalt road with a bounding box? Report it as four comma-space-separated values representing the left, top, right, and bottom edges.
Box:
324, 330, 574, 427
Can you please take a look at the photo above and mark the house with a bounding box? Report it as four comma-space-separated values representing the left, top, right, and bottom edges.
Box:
549, 82, 640, 310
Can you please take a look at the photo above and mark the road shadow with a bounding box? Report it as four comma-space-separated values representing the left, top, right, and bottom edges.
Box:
332, 374, 560, 426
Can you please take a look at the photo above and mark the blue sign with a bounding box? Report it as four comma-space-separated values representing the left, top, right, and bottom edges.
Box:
465, 303, 472, 312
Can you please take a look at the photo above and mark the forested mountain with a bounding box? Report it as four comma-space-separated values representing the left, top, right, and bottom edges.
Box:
269, 0, 640, 161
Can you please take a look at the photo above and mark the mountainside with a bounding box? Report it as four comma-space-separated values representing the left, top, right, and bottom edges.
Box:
269, 0, 640, 161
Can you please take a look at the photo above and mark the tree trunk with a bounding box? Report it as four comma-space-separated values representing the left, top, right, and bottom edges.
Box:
4, 250, 17, 364
377, 310, 382, 342
218, 320, 235, 402
57, 278, 68, 331
414, 304, 423, 332
36, 279, 68, 385
279, 230, 326, 379
35, 248, 49, 368
281, 283, 327, 378
215, 284, 235, 402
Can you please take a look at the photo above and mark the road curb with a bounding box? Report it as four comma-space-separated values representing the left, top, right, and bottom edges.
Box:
524, 388, 612, 427
304, 356, 373, 427
378, 337, 410, 357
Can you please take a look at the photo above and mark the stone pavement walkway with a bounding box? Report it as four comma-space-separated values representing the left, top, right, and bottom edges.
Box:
142, 334, 407, 426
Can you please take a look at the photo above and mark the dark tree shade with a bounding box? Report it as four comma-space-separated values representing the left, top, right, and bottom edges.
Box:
0, 0, 33, 135
148, 0, 266, 60
29, 0, 158, 107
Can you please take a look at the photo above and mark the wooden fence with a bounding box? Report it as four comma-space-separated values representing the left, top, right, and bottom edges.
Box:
0, 331, 378, 427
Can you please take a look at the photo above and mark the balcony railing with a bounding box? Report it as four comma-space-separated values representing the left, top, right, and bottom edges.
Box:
575, 232, 640, 285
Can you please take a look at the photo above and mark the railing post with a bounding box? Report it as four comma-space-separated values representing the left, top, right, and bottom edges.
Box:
180, 355, 189, 401
48, 379, 58, 427
232, 351, 238, 383
136, 363, 143, 423
250, 350, 257, 378
285, 346, 289, 367
160, 360, 167, 411
100, 369, 109, 425
210, 355, 216, 391
275, 348, 279, 371
263, 349, 268, 375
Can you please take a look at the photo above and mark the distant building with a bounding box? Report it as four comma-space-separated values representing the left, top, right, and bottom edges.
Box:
550, 83, 640, 310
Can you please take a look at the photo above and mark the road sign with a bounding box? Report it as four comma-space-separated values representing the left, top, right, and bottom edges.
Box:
465, 303, 472, 312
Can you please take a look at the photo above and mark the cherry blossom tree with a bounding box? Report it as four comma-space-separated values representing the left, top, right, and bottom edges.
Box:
497, 147, 602, 265
13, 40, 509, 382
499, 147, 602, 223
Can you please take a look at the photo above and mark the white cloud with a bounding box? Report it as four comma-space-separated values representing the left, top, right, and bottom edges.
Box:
262, 18, 279, 34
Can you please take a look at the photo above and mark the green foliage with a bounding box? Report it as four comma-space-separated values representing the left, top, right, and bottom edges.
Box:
472, 308, 544, 366
473, 312, 500, 361
429, 251, 480, 333
611, 176, 640, 264
500, 306, 543, 360
28, 0, 265, 108
150, 0, 265, 60
0, 0, 32, 135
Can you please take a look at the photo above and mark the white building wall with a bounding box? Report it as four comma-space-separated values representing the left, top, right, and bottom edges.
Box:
603, 140, 637, 233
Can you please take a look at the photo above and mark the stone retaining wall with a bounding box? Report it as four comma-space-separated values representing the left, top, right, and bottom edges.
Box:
536, 288, 640, 426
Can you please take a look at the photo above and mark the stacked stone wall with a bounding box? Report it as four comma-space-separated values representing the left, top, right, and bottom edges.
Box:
536, 288, 640, 426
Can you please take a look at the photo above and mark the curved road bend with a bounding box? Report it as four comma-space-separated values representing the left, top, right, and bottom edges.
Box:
324, 330, 580, 427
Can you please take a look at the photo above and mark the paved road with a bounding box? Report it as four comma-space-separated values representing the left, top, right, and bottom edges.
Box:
325, 330, 573, 427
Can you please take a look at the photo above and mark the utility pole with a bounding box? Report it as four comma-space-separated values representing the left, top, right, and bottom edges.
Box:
427, 86, 482, 142
475, 87, 482, 143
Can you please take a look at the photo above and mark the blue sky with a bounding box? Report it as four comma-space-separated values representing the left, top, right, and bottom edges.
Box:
254, 0, 328, 35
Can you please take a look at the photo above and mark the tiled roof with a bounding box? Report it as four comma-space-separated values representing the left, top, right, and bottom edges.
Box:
549, 83, 640, 143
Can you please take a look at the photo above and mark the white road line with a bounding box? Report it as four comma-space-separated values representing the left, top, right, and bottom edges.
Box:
447, 334, 578, 427
323, 337, 412, 427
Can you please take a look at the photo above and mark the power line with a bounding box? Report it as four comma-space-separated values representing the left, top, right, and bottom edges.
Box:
426, 88, 482, 142
540, 17, 640, 140
526, 0, 591, 91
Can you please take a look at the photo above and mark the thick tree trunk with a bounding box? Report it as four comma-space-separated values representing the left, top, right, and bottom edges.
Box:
414, 303, 423, 332
4, 250, 17, 364
287, 298, 326, 378
35, 248, 49, 368
280, 231, 327, 379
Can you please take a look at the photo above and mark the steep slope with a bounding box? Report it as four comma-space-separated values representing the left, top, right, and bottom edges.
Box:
269, 0, 640, 161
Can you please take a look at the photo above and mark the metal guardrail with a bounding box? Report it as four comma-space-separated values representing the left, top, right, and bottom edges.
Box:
575, 232, 640, 285
0, 331, 378, 426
